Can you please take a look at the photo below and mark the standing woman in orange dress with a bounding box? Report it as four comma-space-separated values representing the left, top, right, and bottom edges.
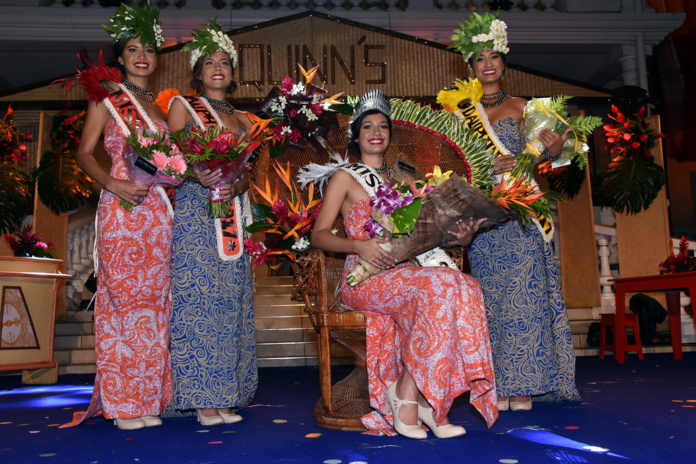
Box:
310, 90, 497, 438
61, 3, 173, 431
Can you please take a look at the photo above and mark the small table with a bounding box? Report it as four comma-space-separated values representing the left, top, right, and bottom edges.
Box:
608, 271, 696, 363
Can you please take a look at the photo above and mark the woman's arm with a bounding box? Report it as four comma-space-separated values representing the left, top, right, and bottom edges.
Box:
311, 171, 398, 269
76, 101, 148, 205
167, 97, 192, 132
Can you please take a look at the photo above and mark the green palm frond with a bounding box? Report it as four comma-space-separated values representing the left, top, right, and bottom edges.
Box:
33, 148, 94, 214
390, 99, 495, 188
602, 155, 666, 214
543, 160, 587, 200
0, 161, 33, 234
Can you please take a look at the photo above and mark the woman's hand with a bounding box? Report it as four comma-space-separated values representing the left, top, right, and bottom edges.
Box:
445, 217, 486, 247
493, 155, 516, 175
230, 175, 250, 198
355, 237, 398, 270
539, 127, 572, 159
192, 164, 222, 188
106, 178, 149, 206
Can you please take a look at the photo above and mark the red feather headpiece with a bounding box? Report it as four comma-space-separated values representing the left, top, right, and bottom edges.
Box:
53, 49, 123, 103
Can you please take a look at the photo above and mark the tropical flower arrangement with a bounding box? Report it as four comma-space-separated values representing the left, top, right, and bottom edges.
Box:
4, 223, 56, 258
120, 127, 189, 211
487, 175, 559, 226
243, 161, 322, 269
601, 105, 666, 214
260, 64, 344, 158
173, 122, 267, 217
34, 108, 94, 215
658, 236, 696, 274
0, 105, 33, 234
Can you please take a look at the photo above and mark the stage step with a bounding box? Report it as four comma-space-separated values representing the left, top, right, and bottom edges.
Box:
53, 275, 352, 374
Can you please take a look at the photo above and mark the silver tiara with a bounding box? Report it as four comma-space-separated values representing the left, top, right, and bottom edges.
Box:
353, 89, 391, 121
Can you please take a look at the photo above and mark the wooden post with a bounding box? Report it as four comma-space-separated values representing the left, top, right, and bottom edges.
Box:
33, 112, 69, 320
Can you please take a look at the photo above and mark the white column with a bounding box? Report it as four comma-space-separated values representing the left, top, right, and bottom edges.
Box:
596, 236, 616, 319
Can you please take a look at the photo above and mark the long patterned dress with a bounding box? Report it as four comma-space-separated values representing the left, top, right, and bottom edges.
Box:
169, 122, 257, 411
341, 199, 498, 436
62, 120, 173, 426
467, 117, 581, 402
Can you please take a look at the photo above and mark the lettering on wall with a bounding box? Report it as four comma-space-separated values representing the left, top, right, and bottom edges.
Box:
237, 38, 387, 92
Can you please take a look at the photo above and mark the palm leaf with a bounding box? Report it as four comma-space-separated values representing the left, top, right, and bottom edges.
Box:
33, 148, 93, 214
0, 161, 33, 234
602, 155, 666, 214
543, 160, 587, 200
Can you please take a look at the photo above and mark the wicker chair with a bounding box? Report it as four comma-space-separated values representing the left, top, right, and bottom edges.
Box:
275, 116, 482, 430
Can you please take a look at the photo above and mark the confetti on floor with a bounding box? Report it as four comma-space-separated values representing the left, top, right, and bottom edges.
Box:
208, 441, 223, 445
273, 419, 287, 423
323, 460, 342, 464
305, 433, 322, 438
565, 426, 580, 430
39, 453, 57, 457
499, 459, 518, 464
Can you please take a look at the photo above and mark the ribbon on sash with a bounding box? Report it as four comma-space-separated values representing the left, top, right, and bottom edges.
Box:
173, 95, 250, 261
339, 163, 459, 270
458, 103, 554, 242
103, 83, 174, 218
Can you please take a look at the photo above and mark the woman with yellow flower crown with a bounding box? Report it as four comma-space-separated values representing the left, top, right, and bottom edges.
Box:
61, 3, 173, 430
439, 12, 581, 412
164, 19, 257, 427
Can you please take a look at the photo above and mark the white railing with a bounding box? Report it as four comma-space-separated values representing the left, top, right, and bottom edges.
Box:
66, 210, 96, 309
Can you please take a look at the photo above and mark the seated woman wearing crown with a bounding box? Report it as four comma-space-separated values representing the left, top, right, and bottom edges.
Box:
310, 90, 498, 439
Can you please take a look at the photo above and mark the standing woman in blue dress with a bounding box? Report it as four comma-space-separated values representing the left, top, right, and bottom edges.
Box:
166, 19, 258, 426
444, 12, 581, 411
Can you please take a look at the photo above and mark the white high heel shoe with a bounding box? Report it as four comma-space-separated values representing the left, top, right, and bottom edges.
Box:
114, 418, 145, 430
218, 409, 243, 424
384, 382, 427, 439
417, 404, 466, 439
196, 409, 224, 426
141, 416, 162, 427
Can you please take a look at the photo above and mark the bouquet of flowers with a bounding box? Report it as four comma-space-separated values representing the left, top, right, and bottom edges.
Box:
260, 64, 345, 159
174, 125, 264, 217
514, 96, 603, 180
604, 105, 663, 159
4, 223, 56, 258
120, 127, 189, 211
346, 168, 516, 286
244, 161, 322, 269
658, 236, 695, 274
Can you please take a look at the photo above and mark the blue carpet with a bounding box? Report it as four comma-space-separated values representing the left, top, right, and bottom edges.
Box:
0, 352, 694, 464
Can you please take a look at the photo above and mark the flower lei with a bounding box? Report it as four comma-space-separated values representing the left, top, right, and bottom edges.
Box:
449, 12, 510, 61
103, 1, 165, 48
183, 18, 237, 69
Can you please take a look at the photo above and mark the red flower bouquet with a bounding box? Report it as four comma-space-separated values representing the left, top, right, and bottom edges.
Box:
4, 223, 56, 258
174, 124, 264, 217
604, 105, 664, 160
121, 128, 189, 211
658, 236, 696, 274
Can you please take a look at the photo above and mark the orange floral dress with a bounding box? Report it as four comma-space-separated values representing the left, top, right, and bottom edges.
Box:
341, 199, 498, 435
61, 120, 173, 427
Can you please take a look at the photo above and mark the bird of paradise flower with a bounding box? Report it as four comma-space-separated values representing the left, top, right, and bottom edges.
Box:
244, 161, 322, 268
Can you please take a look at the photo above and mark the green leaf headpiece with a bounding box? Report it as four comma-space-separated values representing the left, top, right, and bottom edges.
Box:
449, 12, 509, 61
103, 1, 165, 49
183, 18, 237, 70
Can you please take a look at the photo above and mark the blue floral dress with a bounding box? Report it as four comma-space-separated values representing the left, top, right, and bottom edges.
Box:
467, 117, 581, 402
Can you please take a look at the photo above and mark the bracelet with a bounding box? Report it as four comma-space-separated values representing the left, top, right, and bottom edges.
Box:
541, 148, 561, 162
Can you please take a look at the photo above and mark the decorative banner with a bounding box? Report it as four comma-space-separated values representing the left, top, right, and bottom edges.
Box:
1, 286, 39, 349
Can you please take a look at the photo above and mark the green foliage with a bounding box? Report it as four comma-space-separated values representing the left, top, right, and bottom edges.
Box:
602, 154, 666, 215
0, 161, 33, 234
33, 148, 94, 215
544, 160, 587, 200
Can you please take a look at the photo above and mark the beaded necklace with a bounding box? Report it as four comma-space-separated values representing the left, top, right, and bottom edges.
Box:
121, 79, 155, 102
480, 89, 508, 108
201, 94, 235, 115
